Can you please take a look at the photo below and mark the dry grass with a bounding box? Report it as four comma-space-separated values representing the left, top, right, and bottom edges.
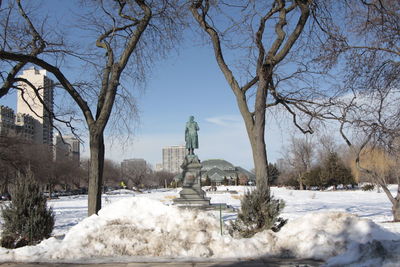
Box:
164, 195, 177, 200
231, 195, 243, 200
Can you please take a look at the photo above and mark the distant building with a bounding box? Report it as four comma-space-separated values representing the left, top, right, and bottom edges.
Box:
15, 113, 35, 141
174, 159, 255, 185
17, 67, 54, 145
55, 134, 80, 166
201, 159, 255, 185
0, 105, 16, 137
0, 105, 36, 141
162, 145, 187, 173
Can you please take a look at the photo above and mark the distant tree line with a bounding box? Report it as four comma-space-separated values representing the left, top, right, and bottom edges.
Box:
273, 136, 355, 190
272, 135, 400, 191
0, 135, 86, 197
0, 135, 175, 197
119, 163, 175, 190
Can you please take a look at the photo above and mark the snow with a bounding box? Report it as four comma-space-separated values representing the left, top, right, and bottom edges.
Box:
0, 186, 399, 266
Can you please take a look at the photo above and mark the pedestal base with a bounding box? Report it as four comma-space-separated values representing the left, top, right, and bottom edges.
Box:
173, 154, 211, 207
173, 187, 211, 206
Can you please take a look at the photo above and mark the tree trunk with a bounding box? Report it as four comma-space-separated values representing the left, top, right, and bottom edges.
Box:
379, 182, 400, 222
88, 131, 105, 216
249, 129, 269, 187
299, 174, 304, 190
49, 183, 53, 199
393, 200, 400, 222
246, 76, 269, 188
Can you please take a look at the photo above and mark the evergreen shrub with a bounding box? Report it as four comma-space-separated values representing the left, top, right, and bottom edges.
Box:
203, 176, 211, 186
1, 169, 54, 248
229, 182, 287, 237
361, 183, 375, 191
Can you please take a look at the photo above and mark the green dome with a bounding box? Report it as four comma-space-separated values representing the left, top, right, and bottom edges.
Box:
201, 159, 235, 171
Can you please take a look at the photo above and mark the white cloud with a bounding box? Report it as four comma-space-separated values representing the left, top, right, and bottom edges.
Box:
205, 115, 243, 128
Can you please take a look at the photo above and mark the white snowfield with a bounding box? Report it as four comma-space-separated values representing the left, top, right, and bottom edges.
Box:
0, 186, 399, 266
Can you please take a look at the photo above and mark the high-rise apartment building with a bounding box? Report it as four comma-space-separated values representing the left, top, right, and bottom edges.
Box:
0, 105, 16, 137
55, 134, 80, 166
0, 105, 36, 141
162, 145, 187, 173
17, 67, 54, 145
15, 113, 35, 141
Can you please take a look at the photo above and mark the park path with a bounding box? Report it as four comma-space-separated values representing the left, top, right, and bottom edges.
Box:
0, 257, 324, 267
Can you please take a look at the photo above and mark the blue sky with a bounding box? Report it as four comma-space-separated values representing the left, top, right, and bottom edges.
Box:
100, 42, 296, 170
0, 40, 296, 170
0, 0, 314, 170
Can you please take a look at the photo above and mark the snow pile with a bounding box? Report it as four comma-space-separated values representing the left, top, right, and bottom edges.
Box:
52, 197, 224, 258
0, 197, 399, 265
274, 212, 400, 266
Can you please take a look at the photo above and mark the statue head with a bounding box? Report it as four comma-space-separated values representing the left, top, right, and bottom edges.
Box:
189, 115, 194, 122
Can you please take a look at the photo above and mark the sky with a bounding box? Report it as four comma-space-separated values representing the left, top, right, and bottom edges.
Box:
0, 45, 296, 170
0, 0, 330, 170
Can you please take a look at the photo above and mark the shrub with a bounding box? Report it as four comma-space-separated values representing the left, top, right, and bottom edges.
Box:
267, 163, 280, 185
361, 183, 375, 191
203, 176, 211, 186
229, 182, 287, 238
1, 169, 54, 248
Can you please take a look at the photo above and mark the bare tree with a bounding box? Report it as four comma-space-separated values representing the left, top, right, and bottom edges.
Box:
0, 0, 49, 99
122, 162, 151, 189
317, 0, 400, 221
0, 135, 24, 194
286, 136, 314, 190
0, 0, 185, 215
152, 171, 175, 188
190, 0, 333, 188
103, 159, 121, 188
0, 136, 54, 195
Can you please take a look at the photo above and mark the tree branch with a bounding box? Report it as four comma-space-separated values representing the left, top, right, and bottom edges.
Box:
190, 0, 253, 125
274, 1, 310, 63
0, 51, 94, 126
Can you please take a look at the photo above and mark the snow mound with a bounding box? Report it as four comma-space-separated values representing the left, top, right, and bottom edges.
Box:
52, 198, 224, 259
0, 198, 399, 264
274, 212, 400, 265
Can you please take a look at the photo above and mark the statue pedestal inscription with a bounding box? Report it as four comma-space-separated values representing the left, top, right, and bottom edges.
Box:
173, 155, 211, 206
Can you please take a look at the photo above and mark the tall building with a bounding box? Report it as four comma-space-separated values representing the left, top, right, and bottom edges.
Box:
0, 105, 16, 137
15, 113, 35, 141
0, 105, 37, 141
17, 67, 54, 145
55, 134, 80, 166
162, 145, 187, 173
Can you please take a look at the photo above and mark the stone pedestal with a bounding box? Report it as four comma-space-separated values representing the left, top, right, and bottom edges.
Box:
173, 155, 211, 206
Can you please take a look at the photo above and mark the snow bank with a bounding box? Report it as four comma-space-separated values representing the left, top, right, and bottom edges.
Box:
275, 212, 400, 266
0, 198, 399, 265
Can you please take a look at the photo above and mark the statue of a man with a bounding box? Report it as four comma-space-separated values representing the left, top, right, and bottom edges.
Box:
185, 116, 199, 155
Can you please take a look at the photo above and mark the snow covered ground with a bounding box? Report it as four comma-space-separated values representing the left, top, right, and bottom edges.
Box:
0, 186, 399, 266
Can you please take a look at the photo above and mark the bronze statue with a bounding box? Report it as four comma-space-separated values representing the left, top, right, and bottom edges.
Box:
185, 116, 199, 155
